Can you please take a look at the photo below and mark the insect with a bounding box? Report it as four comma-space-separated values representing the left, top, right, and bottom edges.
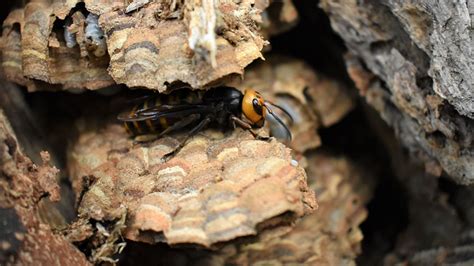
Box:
117, 86, 292, 154
62, 12, 107, 57
85, 13, 107, 57
63, 17, 77, 48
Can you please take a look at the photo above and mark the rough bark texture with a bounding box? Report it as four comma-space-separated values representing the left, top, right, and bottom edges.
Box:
320, 0, 473, 184
359, 106, 474, 264
0, 109, 90, 265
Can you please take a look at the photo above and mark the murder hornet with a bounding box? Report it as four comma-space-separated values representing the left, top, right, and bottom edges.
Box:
118, 86, 292, 154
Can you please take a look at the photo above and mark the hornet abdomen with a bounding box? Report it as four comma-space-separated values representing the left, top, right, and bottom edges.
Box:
123, 90, 203, 136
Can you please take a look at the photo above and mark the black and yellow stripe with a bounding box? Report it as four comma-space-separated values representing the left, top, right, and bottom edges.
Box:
123, 90, 203, 136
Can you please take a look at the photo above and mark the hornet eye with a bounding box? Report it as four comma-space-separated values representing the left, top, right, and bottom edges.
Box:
252, 98, 263, 115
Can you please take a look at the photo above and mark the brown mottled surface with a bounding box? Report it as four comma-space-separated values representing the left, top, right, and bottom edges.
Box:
0, 0, 280, 92
1, 3, 113, 91
116, 152, 373, 265
258, 0, 299, 38
0, 110, 90, 265
220, 152, 373, 265
1, 9, 28, 87
68, 124, 316, 247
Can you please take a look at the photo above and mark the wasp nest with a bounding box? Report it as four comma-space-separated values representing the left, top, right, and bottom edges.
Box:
218, 152, 373, 265
0, 0, 363, 264
58, 52, 360, 261
68, 124, 316, 247
115, 151, 373, 264
1, 0, 297, 92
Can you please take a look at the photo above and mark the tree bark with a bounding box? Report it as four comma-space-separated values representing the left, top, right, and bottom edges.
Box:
0, 86, 90, 265
320, 0, 473, 184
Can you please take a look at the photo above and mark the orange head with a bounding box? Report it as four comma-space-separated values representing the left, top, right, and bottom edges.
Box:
242, 89, 266, 127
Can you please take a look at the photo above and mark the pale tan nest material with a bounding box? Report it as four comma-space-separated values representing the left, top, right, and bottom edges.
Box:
0, 0, 287, 92
68, 124, 317, 247
216, 152, 373, 265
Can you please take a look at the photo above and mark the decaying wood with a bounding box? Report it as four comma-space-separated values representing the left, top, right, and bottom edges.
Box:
0, 82, 50, 165
0, 82, 80, 231
67, 124, 316, 249
397, 185, 474, 265
257, 0, 299, 38
0, 0, 296, 92
0, 110, 90, 265
360, 102, 473, 264
320, 0, 474, 184
396, 234, 474, 266
321, 0, 473, 118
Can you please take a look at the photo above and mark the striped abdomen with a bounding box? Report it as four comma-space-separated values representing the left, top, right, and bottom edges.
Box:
123, 91, 202, 136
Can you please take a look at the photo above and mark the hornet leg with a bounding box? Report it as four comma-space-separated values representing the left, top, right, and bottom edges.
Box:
133, 114, 200, 143
157, 114, 200, 137
163, 116, 212, 161
230, 116, 270, 141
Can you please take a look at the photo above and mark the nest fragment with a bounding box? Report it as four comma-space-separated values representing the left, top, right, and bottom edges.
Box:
218, 152, 373, 265
117, 152, 373, 264
68, 124, 316, 247
1, 0, 298, 92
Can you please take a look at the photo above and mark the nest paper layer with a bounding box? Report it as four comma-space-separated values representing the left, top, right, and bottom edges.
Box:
68, 124, 316, 247
218, 152, 372, 265
1, 0, 297, 92
116, 152, 372, 265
